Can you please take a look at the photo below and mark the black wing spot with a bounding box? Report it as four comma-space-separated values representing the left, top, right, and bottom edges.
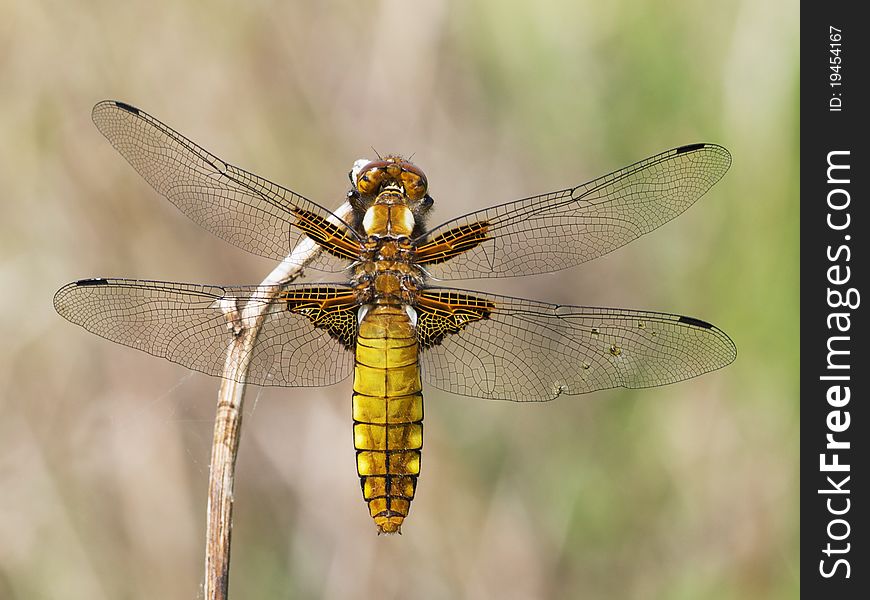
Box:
679, 315, 713, 329
676, 143, 707, 154
113, 101, 140, 115
75, 278, 109, 286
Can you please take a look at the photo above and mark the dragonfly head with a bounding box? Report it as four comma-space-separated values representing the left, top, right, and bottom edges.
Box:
352, 156, 429, 201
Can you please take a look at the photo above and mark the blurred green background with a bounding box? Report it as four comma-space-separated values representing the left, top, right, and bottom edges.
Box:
0, 1, 798, 598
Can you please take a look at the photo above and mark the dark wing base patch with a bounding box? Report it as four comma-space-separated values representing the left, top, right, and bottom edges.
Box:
415, 290, 495, 348
281, 287, 360, 348
291, 209, 361, 261
414, 221, 490, 265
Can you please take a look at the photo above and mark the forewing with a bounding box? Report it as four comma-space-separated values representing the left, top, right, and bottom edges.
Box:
92, 100, 360, 270
416, 144, 731, 279
53, 278, 357, 387
417, 289, 736, 401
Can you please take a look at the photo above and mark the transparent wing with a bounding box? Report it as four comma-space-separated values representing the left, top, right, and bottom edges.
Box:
92, 100, 360, 271
418, 288, 736, 401
416, 144, 731, 279
53, 278, 357, 387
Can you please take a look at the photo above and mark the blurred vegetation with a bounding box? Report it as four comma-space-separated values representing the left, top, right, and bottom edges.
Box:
1, 0, 797, 598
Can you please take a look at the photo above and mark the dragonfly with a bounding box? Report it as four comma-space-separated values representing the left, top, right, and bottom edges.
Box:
55, 100, 736, 534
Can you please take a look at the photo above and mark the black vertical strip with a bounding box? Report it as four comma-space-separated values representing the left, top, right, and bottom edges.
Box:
802, 1, 868, 596
385, 393, 392, 515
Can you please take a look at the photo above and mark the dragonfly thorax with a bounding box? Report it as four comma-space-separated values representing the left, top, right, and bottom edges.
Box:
353, 237, 424, 305
353, 268, 421, 305
363, 195, 416, 237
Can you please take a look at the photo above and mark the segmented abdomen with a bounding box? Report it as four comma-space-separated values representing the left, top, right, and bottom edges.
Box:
353, 304, 423, 534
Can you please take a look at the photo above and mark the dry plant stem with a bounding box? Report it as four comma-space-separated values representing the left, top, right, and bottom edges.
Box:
204, 202, 354, 600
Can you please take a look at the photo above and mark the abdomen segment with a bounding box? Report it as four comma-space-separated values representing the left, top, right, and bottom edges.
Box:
353, 305, 423, 534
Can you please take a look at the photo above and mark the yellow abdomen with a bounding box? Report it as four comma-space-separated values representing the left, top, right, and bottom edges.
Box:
353, 304, 422, 534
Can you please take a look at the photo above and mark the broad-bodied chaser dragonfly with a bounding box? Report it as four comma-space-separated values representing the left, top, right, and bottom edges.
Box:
55, 101, 736, 534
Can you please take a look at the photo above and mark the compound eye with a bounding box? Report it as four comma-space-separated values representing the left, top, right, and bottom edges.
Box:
401, 170, 428, 201
357, 168, 381, 195
356, 160, 392, 195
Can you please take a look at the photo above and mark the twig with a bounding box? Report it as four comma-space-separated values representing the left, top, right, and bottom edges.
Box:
204, 202, 354, 600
